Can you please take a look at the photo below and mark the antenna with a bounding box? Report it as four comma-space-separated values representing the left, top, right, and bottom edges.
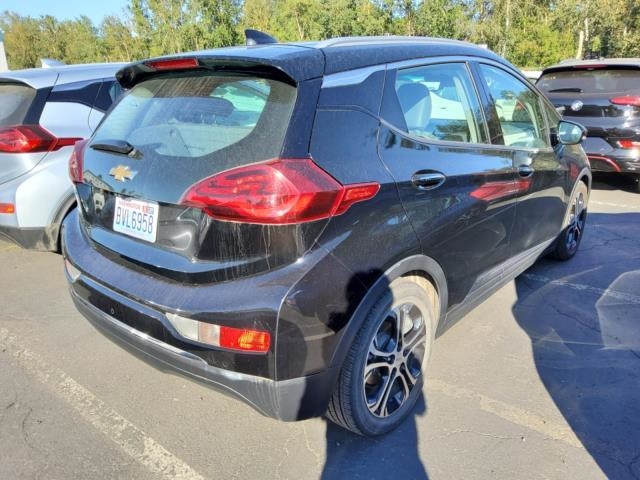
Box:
245, 29, 278, 47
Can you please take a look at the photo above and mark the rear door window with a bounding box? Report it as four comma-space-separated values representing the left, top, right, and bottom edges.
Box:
93, 73, 296, 160
537, 68, 640, 94
0, 82, 36, 127
393, 63, 486, 144
478, 64, 549, 149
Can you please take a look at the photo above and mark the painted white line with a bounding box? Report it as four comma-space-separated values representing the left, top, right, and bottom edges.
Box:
590, 200, 639, 210
0, 328, 205, 480
427, 378, 584, 449
522, 273, 640, 305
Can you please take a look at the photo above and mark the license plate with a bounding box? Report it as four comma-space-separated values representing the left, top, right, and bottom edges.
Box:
113, 196, 158, 243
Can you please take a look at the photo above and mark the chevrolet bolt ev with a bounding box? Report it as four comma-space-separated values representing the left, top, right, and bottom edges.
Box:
0, 62, 125, 250
63, 33, 590, 436
537, 59, 640, 192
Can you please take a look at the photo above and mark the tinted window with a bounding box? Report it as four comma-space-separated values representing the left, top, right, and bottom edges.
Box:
0, 82, 36, 127
394, 63, 485, 144
93, 74, 295, 159
537, 68, 640, 94
479, 65, 549, 149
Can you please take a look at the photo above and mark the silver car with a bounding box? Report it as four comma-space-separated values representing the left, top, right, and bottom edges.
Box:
0, 62, 126, 250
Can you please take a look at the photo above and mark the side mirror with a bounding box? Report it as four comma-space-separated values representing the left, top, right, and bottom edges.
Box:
557, 120, 586, 145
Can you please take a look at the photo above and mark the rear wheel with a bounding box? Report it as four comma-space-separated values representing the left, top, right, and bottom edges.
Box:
553, 182, 588, 260
327, 276, 436, 436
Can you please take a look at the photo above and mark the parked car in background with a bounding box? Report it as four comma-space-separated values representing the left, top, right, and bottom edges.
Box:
521, 69, 542, 83
0, 62, 126, 250
63, 33, 590, 436
537, 58, 640, 192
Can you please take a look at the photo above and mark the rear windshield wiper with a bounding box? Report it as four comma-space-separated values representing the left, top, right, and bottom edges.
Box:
547, 87, 583, 93
90, 140, 141, 158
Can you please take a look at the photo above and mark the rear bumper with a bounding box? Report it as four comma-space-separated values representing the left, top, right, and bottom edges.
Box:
587, 154, 640, 174
0, 224, 53, 250
67, 272, 334, 421
62, 209, 343, 421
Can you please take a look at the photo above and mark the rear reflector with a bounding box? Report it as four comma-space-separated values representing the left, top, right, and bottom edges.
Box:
145, 58, 199, 71
166, 313, 271, 353
0, 203, 16, 214
0, 125, 81, 154
180, 158, 379, 224
610, 96, 640, 106
617, 140, 640, 149
69, 139, 88, 183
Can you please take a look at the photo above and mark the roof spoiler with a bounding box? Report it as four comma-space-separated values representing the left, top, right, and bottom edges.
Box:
245, 29, 278, 46
41, 58, 66, 68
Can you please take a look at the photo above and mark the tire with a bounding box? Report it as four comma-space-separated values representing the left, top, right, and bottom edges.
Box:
553, 181, 588, 261
326, 276, 436, 436
635, 174, 640, 193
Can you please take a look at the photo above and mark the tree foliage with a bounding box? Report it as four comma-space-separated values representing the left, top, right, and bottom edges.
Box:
2, 0, 640, 70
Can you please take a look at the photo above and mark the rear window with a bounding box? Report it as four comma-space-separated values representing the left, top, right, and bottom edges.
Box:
93, 73, 296, 160
537, 68, 640, 94
0, 82, 36, 127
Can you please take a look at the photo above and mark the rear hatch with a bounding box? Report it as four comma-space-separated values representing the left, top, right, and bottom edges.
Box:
537, 66, 640, 152
0, 80, 53, 184
75, 59, 336, 283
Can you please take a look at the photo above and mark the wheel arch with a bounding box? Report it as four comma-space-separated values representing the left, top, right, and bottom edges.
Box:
49, 193, 77, 251
327, 254, 448, 375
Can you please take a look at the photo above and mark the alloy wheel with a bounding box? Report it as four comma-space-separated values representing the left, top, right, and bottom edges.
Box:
363, 302, 427, 418
565, 189, 587, 252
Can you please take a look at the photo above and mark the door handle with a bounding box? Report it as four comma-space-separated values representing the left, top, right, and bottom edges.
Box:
411, 172, 446, 190
517, 165, 534, 178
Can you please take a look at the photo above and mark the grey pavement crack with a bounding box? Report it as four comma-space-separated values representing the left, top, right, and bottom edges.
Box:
548, 303, 601, 334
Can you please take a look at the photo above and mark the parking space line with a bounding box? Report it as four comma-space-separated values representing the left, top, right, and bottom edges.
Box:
590, 200, 639, 210
0, 328, 205, 480
427, 378, 584, 448
522, 273, 640, 305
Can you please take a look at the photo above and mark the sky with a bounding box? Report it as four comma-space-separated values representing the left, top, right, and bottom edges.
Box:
1, 0, 130, 25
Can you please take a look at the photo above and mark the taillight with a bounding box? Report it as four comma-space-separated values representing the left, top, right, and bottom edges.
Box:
0, 203, 16, 214
610, 96, 640, 106
166, 313, 271, 353
69, 139, 88, 183
145, 58, 199, 71
617, 139, 640, 149
0, 125, 80, 154
180, 158, 380, 224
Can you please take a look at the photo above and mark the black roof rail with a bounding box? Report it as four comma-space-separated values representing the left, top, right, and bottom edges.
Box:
245, 29, 278, 46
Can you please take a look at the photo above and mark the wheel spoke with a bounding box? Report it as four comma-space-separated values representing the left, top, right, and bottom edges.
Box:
369, 341, 391, 359
402, 360, 420, 386
392, 308, 404, 349
364, 361, 393, 378
403, 328, 426, 357
397, 370, 411, 397
368, 369, 396, 415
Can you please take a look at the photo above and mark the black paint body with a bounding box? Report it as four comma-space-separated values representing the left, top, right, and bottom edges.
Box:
63, 39, 591, 421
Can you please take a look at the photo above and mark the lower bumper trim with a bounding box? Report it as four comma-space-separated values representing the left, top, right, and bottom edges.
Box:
69, 285, 332, 421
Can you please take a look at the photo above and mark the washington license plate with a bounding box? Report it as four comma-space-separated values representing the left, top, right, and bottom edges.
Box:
113, 196, 158, 243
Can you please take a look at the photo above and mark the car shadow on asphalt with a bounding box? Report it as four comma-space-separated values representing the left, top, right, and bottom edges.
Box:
320, 396, 428, 480
513, 212, 640, 479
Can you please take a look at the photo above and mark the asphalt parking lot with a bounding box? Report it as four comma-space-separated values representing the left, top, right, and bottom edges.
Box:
1, 173, 639, 480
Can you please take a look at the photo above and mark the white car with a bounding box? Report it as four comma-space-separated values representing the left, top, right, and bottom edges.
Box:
0, 62, 125, 250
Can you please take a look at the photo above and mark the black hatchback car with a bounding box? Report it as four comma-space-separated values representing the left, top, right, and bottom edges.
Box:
537, 58, 640, 191
63, 34, 590, 436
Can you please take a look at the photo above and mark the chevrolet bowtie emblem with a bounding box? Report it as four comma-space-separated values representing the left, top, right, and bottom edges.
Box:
109, 165, 137, 182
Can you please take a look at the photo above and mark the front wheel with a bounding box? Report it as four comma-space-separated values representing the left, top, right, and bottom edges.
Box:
326, 276, 436, 436
553, 181, 588, 261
